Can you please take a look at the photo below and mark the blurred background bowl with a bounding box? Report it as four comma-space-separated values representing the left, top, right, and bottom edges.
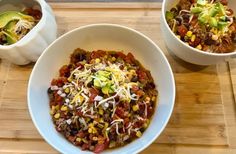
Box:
161, 0, 236, 65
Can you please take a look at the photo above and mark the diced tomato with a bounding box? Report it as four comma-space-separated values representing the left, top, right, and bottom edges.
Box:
136, 90, 145, 96
23, 8, 42, 20
51, 79, 57, 86
137, 69, 147, 79
124, 52, 135, 64
59, 65, 70, 78
89, 88, 99, 102
77, 131, 86, 138
54, 93, 63, 102
81, 143, 89, 150
116, 52, 126, 59
115, 107, 125, 118
131, 85, 139, 92
220, 0, 228, 5
226, 9, 233, 16
68, 136, 76, 143
90, 50, 106, 59
76, 62, 84, 69
177, 25, 188, 37
94, 142, 108, 153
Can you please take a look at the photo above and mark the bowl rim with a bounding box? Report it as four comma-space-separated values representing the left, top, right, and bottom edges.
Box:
27, 23, 176, 153
0, 0, 47, 49
162, 0, 236, 57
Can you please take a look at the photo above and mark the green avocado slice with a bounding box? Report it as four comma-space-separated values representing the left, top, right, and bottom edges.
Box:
2, 31, 17, 45
0, 11, 34, 28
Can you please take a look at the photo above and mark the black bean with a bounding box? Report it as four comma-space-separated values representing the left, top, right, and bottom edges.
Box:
131, 76, 138, 82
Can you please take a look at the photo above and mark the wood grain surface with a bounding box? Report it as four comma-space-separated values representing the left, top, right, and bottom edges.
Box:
0, 2, 236, 154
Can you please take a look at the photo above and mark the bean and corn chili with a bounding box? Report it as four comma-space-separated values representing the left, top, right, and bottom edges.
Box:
48, 48, 158, 153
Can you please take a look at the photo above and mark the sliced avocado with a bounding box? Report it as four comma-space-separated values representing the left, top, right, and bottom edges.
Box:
191, 7, 203, 14
2, 31, 17, 45
0, 11, 34, 28
209, 6, 219, 17
218, 21, 228, 30
4, 20, 18, 32
215, 2, 225, 15
219, 16, 226, 21
102, 85, 110, 95
97, 70, 110, 78
198, 13, 209, 24
102, 84, 114, 95
209, 17, 218, 27
94, 79, 102, 87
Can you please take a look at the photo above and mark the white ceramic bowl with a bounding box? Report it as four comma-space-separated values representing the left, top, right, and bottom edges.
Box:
0, 0, 57, 65
28, 24, 175, 154
161, 0, 236, 65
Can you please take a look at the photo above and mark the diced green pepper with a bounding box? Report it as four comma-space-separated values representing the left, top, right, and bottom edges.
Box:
165, 11, 174, 21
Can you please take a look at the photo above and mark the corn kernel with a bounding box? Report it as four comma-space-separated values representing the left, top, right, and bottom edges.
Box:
132, 104, 139, 111
104, 122, 109, 128
50, 109, 54, 115
55, 105, 59, 110
54, 113, 60, 119
145, 97, 150, 102
68, 78, 72, 82
79, 95, 84, 103
89, 123, 94, 127
92, 137, 98, 141
196, 44, 202, 50
95, 58, 101, 63
82, 138, 88, 143
61, 105, 68, 111
99, 108, 104, 115
143, 122, 148, 128
92, 127, 97, 134
76, 137, 81, 142
151, 96, 156, 101
186, 31, 193, 37
97, 123, 104, 128
64, 88, 70, 94
88, 128, 93, 133
111, 57, 116, 61
191, 35, 196, 42
176, 35, 181, 39
136, 131, 142, 137
99, 118, 104, 123
212, 35, 218, 41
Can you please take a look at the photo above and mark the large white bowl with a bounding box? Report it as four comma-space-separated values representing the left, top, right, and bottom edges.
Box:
161, 0, 236, 65
28, 24, 175, 154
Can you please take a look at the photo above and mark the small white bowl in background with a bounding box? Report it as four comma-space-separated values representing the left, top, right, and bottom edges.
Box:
0, 0, 57, 65
161, 0, 236, 65
28, 24, 175, 154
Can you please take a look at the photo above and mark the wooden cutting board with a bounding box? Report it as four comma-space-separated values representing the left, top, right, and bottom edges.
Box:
0, 2, 230, 153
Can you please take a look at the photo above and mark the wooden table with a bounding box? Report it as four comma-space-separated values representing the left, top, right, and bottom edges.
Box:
1, 2, 236, 154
